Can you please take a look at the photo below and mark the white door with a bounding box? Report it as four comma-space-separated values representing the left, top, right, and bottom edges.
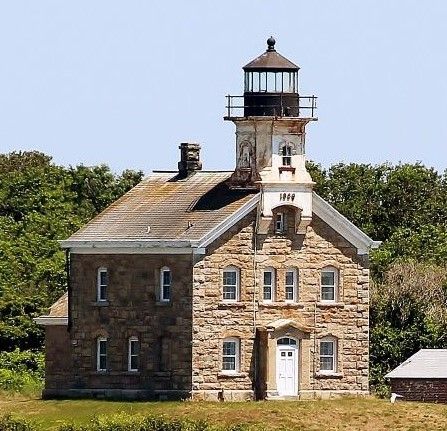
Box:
276, 340, 298, 396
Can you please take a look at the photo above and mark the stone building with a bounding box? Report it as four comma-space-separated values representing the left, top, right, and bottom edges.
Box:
36, 37, 379, 400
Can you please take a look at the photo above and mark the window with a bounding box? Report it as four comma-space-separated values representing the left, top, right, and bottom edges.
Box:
281, 144, 292, 166
320, 338, 337, 373
275, 212, 284, 233
263, 268, 275, 302
128, 337, 139, 372
97, 337, 107, 372
160, 267, 171, 302
285, 269, 297, 302
321, 267, 338, 302
222, 338, 240, 373
277, 337, 297, 346
97, 268, 108, 302
222, 267, 239, 301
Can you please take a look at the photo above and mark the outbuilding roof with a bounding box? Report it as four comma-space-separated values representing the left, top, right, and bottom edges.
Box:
385, 349, 447, 379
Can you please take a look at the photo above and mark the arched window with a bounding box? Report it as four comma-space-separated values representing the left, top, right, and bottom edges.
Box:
275, 212, 285, 233
160, 267, 171, 302
285, 268, 298, 302
239, 142, 252, 168
281, 144, 292, 166
96, 267, 108, 302
277, 337, 297, 345
222, 337, 240, 373
321, 266, 338, 302
320, 336, 338, 374
222, 266, 240, 302
96, 337, 107, 372
128, 337, 139, 372
263, 268, 276, 302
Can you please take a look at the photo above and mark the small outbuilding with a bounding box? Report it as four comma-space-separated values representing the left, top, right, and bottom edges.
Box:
385, 349, 447, 403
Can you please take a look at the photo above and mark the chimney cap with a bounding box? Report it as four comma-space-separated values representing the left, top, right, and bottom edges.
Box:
178, 142, 202, 179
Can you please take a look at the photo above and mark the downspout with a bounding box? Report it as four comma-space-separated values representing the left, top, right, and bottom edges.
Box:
313, 300, 317, 390
66, 249, 72, 332
252, 207, 260, 399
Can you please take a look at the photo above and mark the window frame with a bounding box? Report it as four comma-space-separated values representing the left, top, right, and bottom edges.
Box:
222, 337, 240, 374
275, 212, 285, 234
319, 337, 337, 374
160, 266, 172, 302
222, 266, 240, 302
320, 266, 338, 303
281, 144, 292, 166
128, 336, 139, 372
285, 268, 297, 302
263, 268, 276, 302
96, 337, 107, 372
97, 268, 108, 302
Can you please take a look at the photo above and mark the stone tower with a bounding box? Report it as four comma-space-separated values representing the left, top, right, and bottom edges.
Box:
225, 37, 317, 234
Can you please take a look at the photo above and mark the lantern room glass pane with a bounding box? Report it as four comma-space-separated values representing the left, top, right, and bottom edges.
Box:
282, 72, 291, 93
259, 72, 267, 92
266, 72, 275, 92
253, 72, 259, 92
276, 72, 283, 92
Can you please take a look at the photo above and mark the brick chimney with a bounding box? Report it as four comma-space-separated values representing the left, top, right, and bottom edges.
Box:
178, 142, 202, 178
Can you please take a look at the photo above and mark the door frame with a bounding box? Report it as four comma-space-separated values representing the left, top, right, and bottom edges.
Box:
276, 337, 299, 396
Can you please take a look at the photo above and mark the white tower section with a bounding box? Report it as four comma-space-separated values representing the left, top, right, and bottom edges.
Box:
225, 37, 317, 235
232, 117, 315, 234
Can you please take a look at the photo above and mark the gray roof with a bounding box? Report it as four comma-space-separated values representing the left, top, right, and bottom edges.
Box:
64, 171, 257, 244
385, 349, 447, 379
243, 50, 299, 70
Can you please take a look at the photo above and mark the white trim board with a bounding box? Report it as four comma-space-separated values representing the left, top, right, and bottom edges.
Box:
313, 192, 381, 254
59, 192, 379, 256
197, 194, 260, 248
34, 316, 68, 326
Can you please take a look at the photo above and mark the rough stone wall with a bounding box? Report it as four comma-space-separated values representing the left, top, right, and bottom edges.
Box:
62, 254, 193, 397
390, 378, 447, 403
44, 325, 72, 394
192, 207, 369, 400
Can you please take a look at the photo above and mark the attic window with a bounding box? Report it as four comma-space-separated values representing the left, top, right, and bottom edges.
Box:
275, 212, 284, 233
281, 144, 292, 166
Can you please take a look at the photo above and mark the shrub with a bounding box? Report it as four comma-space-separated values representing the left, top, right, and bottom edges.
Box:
57, 413, 251, 431
0, 414, 35, 431
0, 349, 44, 393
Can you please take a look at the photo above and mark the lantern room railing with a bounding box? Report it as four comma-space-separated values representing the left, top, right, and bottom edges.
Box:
224, 94, 317, 119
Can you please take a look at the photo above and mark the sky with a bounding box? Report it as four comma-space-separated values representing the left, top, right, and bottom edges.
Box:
1, 1, 446, 175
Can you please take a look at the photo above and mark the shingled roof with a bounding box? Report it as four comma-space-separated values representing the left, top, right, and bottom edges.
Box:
385, 349, 447, 379
62, 171, 258, 246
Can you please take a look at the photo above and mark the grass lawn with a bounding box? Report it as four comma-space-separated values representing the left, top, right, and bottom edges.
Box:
0, 393, 447, 430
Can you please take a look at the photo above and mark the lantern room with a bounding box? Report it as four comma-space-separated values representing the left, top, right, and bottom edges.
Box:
225, 37, 316, 119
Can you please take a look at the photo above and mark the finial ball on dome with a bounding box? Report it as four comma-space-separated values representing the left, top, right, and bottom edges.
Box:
267, 36, 276, 51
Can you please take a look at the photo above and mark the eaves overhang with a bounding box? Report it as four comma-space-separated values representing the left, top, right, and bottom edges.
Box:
312, 193, 381, 255
34, 316, 68, 326
60, 239, 205, 255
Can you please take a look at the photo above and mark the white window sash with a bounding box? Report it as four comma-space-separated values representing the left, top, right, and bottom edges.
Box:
222, 338, 240, 373
160, 268, 171, 302
319, 340, 336, 373
128, 338, 139, 372
285, 269, 297, 302
263, 269, 275, 302
321, 269, 337, 302
97, 268, 108, 302
97, 338, 107, 371
222, 269, 239, 302
275, 213, 284, 233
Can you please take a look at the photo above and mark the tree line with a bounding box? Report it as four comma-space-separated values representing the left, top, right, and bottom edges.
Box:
0, 151, 446, 395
